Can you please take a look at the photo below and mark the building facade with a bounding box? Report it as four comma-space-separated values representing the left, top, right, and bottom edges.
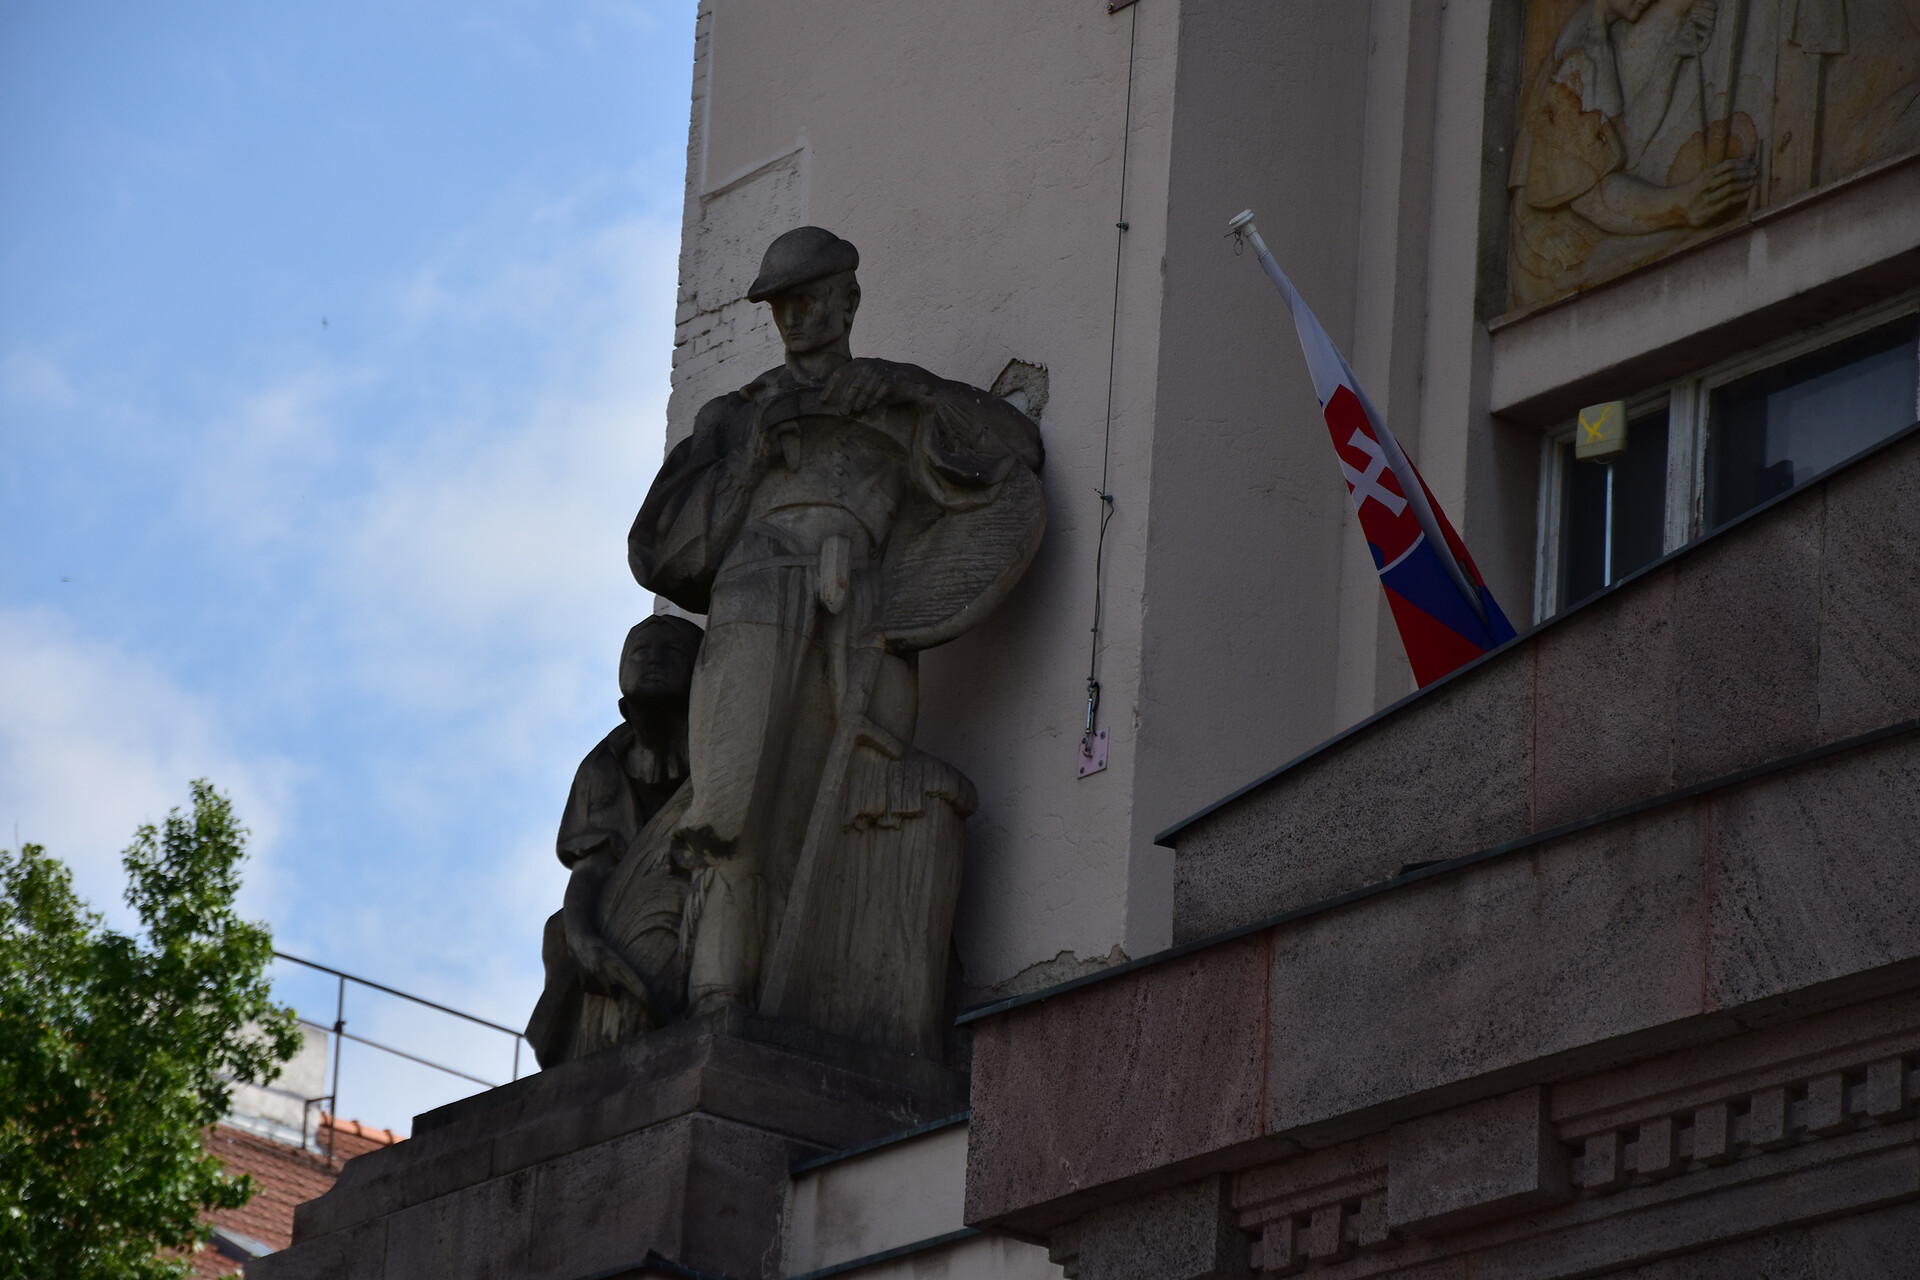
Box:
260, 2, 1919, 1276
663, 0, 1919, 1013
669, 0, 1919, 1274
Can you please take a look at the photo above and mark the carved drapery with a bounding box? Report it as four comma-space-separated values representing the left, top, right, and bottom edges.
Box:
1509, 0, 1920, 308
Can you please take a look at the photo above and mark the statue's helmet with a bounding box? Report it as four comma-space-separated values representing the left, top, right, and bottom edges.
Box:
746, 226, 860, 302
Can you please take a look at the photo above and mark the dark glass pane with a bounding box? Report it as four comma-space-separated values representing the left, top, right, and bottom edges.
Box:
1559, 409, 1669, 612
1612, 408, 1668, 580
1706, 317, 1920, 529
1560, 441, 1606, 608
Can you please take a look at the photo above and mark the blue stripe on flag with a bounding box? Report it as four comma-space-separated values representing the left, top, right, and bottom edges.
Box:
1476, 584, 1518, 647
1378, 539, 1501, 651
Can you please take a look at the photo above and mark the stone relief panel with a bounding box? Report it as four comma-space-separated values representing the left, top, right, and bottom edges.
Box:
1508, 0, 1920, 308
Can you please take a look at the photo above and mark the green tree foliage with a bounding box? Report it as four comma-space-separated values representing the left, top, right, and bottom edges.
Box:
0, 780, 300, 1280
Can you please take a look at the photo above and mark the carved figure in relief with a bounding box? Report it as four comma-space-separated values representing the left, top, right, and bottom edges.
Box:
527, 615, 702, 1068
1511, 0, 1920, 306
628, 227, 1045, 1059
1773, 0, 1920, 188
1511, 0, 1757, 305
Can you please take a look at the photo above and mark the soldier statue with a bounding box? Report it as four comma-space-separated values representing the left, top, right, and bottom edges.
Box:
628, 226, 1045, 1058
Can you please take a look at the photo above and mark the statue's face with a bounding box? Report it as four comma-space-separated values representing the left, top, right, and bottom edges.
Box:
620, 624, 698, 700
768, 272, 859, 355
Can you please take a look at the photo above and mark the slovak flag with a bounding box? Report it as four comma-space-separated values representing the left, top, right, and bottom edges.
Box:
1230, 210, 1516, 686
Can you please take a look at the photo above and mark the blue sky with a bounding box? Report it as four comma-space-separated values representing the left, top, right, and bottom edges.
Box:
1, 1, 696, 1130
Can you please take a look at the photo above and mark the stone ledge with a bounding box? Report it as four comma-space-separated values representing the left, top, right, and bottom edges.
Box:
258, 1113, 799, 1280
1384, 1089, 1570, 1236
1231, 993, 1920, 1275
294, 1014, 964, 1245
1486, 149, 1920, 426
965, 728, 1920, 1232
1165, 428, 1920, 944
1244, 1130, 1919, 1277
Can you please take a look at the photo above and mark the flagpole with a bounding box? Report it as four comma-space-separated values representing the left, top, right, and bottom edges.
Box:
1227, 209, 1489, 627
1228, 210, 1300, 321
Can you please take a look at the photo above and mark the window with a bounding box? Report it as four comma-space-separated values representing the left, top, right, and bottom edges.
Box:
1556, 407, 1667, 610
1536, 304, 1920, 621
1705, 318, 1920, 530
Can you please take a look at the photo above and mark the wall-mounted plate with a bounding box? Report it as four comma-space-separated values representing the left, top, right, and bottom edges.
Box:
1078, 728, 1108, 778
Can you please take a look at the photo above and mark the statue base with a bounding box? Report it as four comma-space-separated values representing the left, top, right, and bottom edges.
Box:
250, 1010, 967, 1280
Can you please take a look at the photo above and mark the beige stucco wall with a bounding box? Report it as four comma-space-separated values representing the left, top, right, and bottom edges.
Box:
664, 0, 1182, 989
1132, 2, 1375, 903
225, 1022, 327, 1139
657, 0, 1920, 1000
658, 0, 1524, 993
1126, 0, 1552, 897
785, 1125, 964, 1272
785, 1121, 1060, 1278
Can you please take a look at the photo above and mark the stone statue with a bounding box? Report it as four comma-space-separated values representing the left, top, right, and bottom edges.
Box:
527, 614, 703, 1069
628, 226, 1045, 1060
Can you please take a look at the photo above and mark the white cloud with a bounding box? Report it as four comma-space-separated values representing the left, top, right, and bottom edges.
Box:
4, 2, 702, 1139
325, 215, 677, 728
179, 366, 365, 554
5, 189, 681, 1135
213, 208, 674, 1131
0, 606, 293, 929
0, 347, 77, 410
184, 208, 676, 665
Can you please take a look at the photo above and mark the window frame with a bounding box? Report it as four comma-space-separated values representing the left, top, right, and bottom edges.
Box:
1532, 386, 1671, 624
1533, 292, 1920, 623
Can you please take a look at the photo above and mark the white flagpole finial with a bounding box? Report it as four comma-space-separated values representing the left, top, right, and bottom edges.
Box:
1227, 209, 1273, 262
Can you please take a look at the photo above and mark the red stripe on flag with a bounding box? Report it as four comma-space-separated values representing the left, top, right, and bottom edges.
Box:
1382, 586, 1489, 687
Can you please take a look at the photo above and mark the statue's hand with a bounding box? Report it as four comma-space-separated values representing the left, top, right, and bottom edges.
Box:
561, 861, 658, 1013
575, 929, 656, 1011
1680, 156, 1754, 226
822, 358, 939, 415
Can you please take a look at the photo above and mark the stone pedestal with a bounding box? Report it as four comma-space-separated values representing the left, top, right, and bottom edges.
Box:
251, 1011, 965, 1280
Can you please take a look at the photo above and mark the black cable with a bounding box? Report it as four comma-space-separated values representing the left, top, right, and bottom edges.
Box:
1084, 0, 1139, 753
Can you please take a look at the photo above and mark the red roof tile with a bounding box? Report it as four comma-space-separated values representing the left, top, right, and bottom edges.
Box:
188, 1116, 405, 1276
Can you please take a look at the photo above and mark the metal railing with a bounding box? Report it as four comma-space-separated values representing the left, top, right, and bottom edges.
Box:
272, 950, 530, 1158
